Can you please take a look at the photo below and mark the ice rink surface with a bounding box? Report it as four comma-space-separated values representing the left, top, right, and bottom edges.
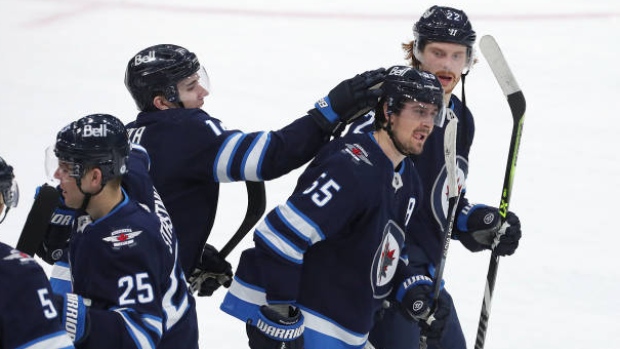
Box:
1, 0, 619, 347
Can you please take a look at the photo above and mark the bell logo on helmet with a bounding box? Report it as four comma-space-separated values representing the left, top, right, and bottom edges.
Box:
82, 124, 108, 138
134, 50, 156, 66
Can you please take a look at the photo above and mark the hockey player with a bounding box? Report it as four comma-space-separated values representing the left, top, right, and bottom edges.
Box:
220, 66, 454, 349
48, 114, 199, 348
350, 6, 523, 349
123, 43, 385, 297
0, 156, 75, 349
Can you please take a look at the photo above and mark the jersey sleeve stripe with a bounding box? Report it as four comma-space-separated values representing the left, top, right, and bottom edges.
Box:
214, 132, 243, 182
141, 314, 163, 338
16, 331, 74, 349
299, 305, 368, 347
255, 220, 304, 264
276, 202, 325, 244
242, 132, 269, 181
113, 309, 158, 349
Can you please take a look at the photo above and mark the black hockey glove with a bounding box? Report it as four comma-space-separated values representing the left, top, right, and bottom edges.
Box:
53, 292, 90, 344
188, 243, 233, 297
455, 204, 522, 256
246, 305, 304, 349
396, 275, 451, 342
309, 68, 386, 135
35, 185, 74, 265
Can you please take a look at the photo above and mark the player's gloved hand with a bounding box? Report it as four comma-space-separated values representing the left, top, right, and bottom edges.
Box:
455, 204, 522, 256
188, 243, 233, 296
246, 304, 304, 349
309, 68, 386, 135
396, 275, 451, 341
35, 185, 75, 265
53, 292, 90, 344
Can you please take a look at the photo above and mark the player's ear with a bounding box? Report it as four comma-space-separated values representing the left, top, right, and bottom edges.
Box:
89, 168, 103, 187
153, 95, 172, 110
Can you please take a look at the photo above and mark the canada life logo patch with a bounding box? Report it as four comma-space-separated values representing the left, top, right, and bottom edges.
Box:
102, 229, 143, 248
371, 220, 405, 298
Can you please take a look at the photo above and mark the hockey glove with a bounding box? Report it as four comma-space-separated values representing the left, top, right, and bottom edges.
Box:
188, 243, 233, 297
35, 185, 75, 265
53, 293, 90, 344
455, 204, 522, 256
246, 305, 304, 349
396, 275, 451, 341
309, 68, 386, 135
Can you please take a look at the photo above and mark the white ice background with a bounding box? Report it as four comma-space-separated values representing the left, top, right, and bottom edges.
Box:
1, 0, 619, 348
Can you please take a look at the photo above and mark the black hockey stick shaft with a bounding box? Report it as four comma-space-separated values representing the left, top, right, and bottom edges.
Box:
16, 184, 60, 256
420, 112, 460, 349
475, 35, 526, 349
219, 180, 266, 257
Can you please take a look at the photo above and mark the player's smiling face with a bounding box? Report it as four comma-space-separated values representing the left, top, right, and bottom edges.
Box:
417, 42, 469, 95
389, 100, 435, 155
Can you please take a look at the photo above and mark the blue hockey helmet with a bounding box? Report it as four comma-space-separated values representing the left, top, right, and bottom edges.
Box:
377, 65, 445, 127
125, 44, 208, 111
0, 156, 19, 223
413, 6, 476, 65
53, 114, 130, 186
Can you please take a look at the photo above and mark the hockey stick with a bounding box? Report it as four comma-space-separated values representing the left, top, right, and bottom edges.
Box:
219, 180, 266, 257
419, 109, 460, 349
474, 35, 526, 349
190, 180, 266, 292
16, 184, 60, 256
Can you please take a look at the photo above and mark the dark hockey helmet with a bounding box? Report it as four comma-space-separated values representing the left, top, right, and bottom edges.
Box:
0, 156, 18, 209
125, 44, 202, 111
413, 6, 476, 63
54, 114, 130, 184
377, 66, 445, 126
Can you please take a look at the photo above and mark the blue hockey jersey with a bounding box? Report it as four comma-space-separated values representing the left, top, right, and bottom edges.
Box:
49, 145, 198, 349
126, 108, 331, 276
0, 242, 74, 349
348, 96, 475, 270
69, 191, 197, 349
221, 131, 424, 348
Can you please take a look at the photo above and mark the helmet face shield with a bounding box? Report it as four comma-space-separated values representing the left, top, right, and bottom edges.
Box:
0, 179, 19, 209
175, 65, 211, 109
45, 145, 83, 185
0, 172, 18, 224
382, 66, 445, 127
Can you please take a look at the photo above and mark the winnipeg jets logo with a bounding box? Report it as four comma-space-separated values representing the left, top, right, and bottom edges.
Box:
342, 143, 372, 165
371, 220, 405, 298
379, 241, 396, 281
103, 229, 142, 248
4, 249, 35, 264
